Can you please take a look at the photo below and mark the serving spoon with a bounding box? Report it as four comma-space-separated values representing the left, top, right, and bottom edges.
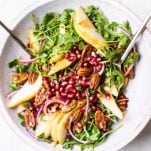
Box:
116, 11, 151, 69
0, 20, 34, 56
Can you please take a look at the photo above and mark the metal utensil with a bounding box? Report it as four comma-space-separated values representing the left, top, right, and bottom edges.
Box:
0, 20, 33, 56
117, 11, 151, 69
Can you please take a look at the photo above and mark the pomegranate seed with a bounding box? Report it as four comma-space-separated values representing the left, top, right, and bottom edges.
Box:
89, 96, 93, 101
50, 82, 55, 87
75, 50, 80, 54
59, 87, 64, 92
65, 99, 71, 104
47, 91, 52, 96
29, 107, 33, 110
55, 84, 59, 91
84, 62, 88, 67
87, 56, 91, 61
61, 81, 68, 86
65, 84, 73, 90
106, 93, 110, 100
92, 106, 97, 112
56, 91, 60, 96
80, 107, 85, 112
67, 94, 74, 98
68, 80, 74, 84
77, 54, 81, 59
72, 45, 78, 50
61, 92, 67, 97
97, 58, 101, 61
68, 88, 76, 94
93, 97, 98, 103
51, 88, 55, 92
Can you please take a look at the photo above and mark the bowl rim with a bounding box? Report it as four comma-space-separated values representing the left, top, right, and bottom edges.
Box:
0, 0, 151, 151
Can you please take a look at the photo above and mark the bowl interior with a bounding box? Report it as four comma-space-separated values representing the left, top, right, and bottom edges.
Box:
0, 0, 151, 151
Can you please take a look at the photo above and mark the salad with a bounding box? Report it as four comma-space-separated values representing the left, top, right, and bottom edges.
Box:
7, 6, 139, 150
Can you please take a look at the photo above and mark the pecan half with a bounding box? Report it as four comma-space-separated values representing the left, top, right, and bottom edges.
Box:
62, 100, 77, 113
28, 72, 38, 85
72, 109, 83, 123
34, 87, 47, 106
90, 73, 101, 90
11, 73, 28, 84
77, 67, 92, 76
81, 44, 92, 62
94, 110, 108, 131
24, 109, 35, 128
117, 98, 128, 112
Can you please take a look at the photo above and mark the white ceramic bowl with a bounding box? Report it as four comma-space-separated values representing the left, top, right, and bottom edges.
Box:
0, 0, 151, 151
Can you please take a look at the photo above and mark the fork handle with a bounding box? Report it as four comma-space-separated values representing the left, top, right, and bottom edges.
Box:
0, 21, 34, 56
120, 11, 151, 64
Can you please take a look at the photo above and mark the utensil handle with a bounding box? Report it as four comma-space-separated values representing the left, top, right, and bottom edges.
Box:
120, 11, 151, 64
0, 21, 33, 56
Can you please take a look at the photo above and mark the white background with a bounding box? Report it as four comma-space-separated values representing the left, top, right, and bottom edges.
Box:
0, 0, 151, 151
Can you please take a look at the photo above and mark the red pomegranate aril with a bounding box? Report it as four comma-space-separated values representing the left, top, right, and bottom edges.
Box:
77, 54, 81, 59
56, 91, 60, 96
80, 107, 85, 112
50, 82, 55, 87
67, 93, 74, 98
106, 93, 110, 100
83, 62, 88, 67
47, 91, 52, 96
93, 97, 98, 103
61, 81, 68, 86
61, 92, 67, 97
89, 96, 93, 101
92, 106, 97, 112
68, 88, 76, 94
97, 58, 101, 61
66, 84, 73, 90
59, 87, 64, 92
76, 92, 80, 97
87, 56, 91, 61
55, 84, 59, 91
68, 80, 74, 85
51, 88, 55, 92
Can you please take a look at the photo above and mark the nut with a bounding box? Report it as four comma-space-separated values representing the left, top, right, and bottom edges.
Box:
24, 109, 35, 128
72, 109, 83, 123
11, 73, 28, 84
77, 67, 92, 76
94, 110, 107, 131
34, 87, 47, 106
81, 44, 92, 62
72, 121, 83, 133
62, 100, 77, 113
28, 72, 38, 85
90, 73, 101, 90
117, 98, 128, 112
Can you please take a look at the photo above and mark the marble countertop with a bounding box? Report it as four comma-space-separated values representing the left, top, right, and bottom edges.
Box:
0, 0, 151, 151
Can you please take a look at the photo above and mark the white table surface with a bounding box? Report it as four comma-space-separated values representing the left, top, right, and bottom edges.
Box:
0, 0, 151, 151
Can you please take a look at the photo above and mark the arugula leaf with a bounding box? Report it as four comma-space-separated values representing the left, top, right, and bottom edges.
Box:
9, 59, 19, 68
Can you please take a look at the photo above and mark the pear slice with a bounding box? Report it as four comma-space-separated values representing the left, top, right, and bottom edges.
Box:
104, 84, 118, 97
56, 101, 84, 144
50, 53, 65, 63
28, 28, 40, 52
8, 75, 42, 108
100, 94, 123, 119
50, 111, 64, 143
74, 6, 108, 50
35, 114, 52, 138
48, 59, 73, 75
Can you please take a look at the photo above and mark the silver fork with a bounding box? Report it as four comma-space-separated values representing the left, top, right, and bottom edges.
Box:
116, 11, 151, 69
0, 20, 34, 56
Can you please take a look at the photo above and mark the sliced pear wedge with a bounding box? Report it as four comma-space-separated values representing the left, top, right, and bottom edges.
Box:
74, 6, 108, 50
35, 114, 52, 138
50, 111, 64, 143
50, 53, 65, 63
56, 101, 84, 144
8, 75, 42, 108
48, 58, 73, 75
28, 28, 40, 52
100, 94, 123, 119
104, 84, 118, 97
